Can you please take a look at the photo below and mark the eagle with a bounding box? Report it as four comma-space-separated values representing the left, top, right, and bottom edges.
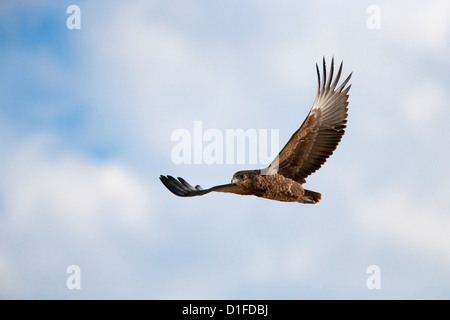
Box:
160, 57, 352, 204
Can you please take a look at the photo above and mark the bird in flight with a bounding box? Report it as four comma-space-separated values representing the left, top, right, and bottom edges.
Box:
160, 57, 352, 204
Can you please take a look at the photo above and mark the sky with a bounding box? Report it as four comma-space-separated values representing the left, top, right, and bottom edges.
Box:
1, 0, 450, 299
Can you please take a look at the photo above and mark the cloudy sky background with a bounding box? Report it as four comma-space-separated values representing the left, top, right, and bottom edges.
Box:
1, 0, 450, 299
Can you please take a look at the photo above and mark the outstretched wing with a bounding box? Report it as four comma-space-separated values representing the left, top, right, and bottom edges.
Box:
266, 57, 352, 184
159, 175, 252, 197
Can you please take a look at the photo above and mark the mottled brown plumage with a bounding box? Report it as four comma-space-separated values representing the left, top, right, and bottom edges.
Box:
160, 57, 352, 204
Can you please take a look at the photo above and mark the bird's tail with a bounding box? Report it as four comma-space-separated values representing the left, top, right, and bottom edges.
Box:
299, 189, 322, 204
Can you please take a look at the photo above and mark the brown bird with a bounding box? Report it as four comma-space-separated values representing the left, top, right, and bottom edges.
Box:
160, 57, 352, 204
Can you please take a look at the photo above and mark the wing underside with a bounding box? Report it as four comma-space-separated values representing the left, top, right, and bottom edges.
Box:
266, 57, 352, 184
159, 175, 252, 197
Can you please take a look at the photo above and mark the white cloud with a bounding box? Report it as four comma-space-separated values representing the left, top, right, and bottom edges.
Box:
402, 80, 447, 130
283, 245, 313, 276
0, 251, 21, 298
1, 136, 153, 235
343, 169, 450, 267
79, 1, 251, 159
382, 1, 450, 58
0, 134, 158, 298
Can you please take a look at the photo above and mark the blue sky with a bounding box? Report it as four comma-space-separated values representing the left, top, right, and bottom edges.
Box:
1, 0, 450, 299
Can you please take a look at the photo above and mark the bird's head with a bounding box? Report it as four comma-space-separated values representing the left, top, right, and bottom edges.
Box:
231, 170, 260, 184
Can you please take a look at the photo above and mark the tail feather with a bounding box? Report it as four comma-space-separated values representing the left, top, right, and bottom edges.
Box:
299, 189, 322, 204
